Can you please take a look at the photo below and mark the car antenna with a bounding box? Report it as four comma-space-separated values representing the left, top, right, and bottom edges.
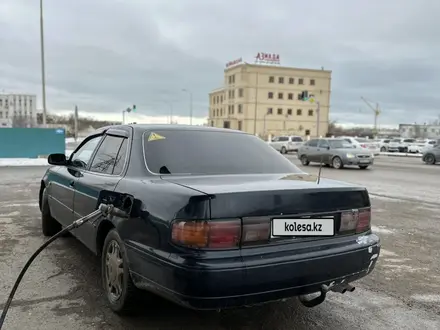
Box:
317, 154, 324, 184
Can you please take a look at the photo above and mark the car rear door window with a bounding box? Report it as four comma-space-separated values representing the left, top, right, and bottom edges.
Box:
143, 130, 302, 175
70, 135, 103, 169
291, 136, 303, 142
90, 135, 125, 175
307, 139, 318, 147
318, 139, 329, 148
112, 138, 128, 175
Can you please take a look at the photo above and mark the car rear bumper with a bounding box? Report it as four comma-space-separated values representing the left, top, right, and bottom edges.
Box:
126, 233, 380, 310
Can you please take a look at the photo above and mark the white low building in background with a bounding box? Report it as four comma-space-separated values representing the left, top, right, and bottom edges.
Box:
0, 93, 37, 127
399, 124, 440, 139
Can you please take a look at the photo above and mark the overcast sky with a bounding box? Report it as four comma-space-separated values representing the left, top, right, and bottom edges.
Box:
1, 0, 439, 127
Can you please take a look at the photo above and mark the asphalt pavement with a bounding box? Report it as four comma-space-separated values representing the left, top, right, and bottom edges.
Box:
0, 157, 439, 330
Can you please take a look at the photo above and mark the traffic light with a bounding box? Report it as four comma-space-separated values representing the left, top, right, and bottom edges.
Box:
132, 104, 136, 112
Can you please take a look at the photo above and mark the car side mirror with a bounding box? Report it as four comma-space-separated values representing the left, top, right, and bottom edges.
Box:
326, 146, 330, 150
48, 153, 68, 166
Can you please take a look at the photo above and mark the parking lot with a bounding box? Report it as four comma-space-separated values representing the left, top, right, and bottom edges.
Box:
0, 156, 439, 330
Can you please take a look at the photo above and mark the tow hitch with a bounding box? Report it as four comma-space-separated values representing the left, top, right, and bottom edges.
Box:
298, 282, 356, 308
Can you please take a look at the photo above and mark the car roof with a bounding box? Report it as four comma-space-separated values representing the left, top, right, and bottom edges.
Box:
94, 124, 247, 136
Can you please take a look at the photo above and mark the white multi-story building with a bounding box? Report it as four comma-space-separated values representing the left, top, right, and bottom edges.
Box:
0, 93, 37, 127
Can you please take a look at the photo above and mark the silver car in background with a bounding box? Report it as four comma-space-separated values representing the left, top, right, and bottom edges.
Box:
269, 135, 304, 154
422, 144, 440, 165
297, 138, 374, 169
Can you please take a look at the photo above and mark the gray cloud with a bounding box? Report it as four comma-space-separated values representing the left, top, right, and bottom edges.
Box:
1, 0, 440, 125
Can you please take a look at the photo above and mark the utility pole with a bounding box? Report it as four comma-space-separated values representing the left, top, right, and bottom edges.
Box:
74, 105, 79, 142
182, 89, 193, 125
361, 96, 381, 137
40, 0, 47, 127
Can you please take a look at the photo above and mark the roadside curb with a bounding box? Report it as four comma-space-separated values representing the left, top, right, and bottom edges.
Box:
379, 152, 422, 158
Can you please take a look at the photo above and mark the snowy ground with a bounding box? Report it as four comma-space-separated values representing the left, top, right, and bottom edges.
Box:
0, 162, 439, 329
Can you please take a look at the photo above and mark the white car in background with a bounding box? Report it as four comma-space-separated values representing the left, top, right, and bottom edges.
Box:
408, 139, 437, 153
388, 138, 416, 152
375, 138, 391, 152
269, 135, 304, 154
339, 136, 379, 155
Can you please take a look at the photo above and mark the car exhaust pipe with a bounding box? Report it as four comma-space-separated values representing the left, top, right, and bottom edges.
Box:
330, 283, 355, 294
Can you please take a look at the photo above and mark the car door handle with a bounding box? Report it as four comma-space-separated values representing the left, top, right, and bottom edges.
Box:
69, 180, 75, 187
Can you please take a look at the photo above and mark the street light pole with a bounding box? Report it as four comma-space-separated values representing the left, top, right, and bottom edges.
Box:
40, 0, 47, 127
182, 89, 193, 125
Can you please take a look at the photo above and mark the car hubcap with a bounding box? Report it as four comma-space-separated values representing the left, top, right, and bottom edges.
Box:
334, 158, 341, 168
427, 156, 433, 163
302, 157, 307, 164
105, 240, 124, 301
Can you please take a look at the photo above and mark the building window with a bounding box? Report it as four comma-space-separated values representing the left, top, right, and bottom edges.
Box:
310, 79, 315, 85
305, 129, 310, 136
299, 78, 304, 85
224, 121, 230, 129
220, 96, 223, 102
289, 78, 294, 84
238, 121, 242, 131
231, 90, 235, 98
297, 93, 303, 100
268, 92, 273, 99
288, 93, 293, 100
238, 88, 243, 97
297, 109, 302, 115
238, 104, 243, 113
277, 108, 283, 115
278, 77, 284, 84
278, 93, 283, 99
287, 109, 292, 115
269, 76, 274, 83
267, 108, 273, 114
210, 121, 214, 127
0, 111, 2, 118
308, 109, 314, 116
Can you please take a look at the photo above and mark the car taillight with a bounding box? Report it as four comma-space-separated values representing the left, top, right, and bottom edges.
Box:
361, 144, 367, 148
171, 219, 241, 249
356, 208, 371, 233
340, 208, 371, 233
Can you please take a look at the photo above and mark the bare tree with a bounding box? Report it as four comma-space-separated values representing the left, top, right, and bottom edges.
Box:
12, 114, 33, 128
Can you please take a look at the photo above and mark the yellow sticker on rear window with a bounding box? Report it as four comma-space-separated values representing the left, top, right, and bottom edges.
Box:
148, 132, 166, 142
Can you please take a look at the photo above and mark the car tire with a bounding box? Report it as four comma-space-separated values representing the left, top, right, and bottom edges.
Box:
41, 187, 62, 237
380, 147, 386, 152
102, 229, 140, 315
332, 156, 343, 169
424, 154, 436, 165
300, 155, 310, 166
359, 165, 369, 170
281, 146, 287, 154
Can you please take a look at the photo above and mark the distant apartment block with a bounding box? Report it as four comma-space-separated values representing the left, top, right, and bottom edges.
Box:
399, 124, 440, 139
0, 93, 37, 127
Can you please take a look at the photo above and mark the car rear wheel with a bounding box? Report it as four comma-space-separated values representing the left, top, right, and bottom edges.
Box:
281, 146, 287, 154
300, 155, 310, 166
380, 147, 386, 152
41, 187, 62, 237
424, 154, 436, 165
332, 156, 343, 169
102, 229, 140, 314
359, 165, 369, 170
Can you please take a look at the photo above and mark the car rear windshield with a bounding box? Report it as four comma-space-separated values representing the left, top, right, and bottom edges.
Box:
391, 139, 401, 142
355, 138, 368, 143
143, 129, 302, 175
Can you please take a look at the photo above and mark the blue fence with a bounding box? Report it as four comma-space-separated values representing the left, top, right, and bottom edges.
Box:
0, 128, 65, 158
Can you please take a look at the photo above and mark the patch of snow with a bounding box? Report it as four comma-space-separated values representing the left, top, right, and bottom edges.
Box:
380, 249, 398, 257
65, 137, 85, 144
411, 294, 440, 303
0, 150, 74, 167
371, 225, 394, 234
